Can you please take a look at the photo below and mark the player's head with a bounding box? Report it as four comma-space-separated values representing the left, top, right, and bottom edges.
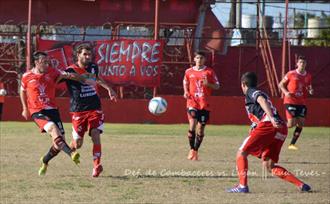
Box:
32, 51, 49, 73
194, 51, 206, 67
75, 43, 93, 66
241, 72, 257, 94
296, 55, 306, 71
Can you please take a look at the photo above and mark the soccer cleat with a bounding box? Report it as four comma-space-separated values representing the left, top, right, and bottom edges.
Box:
288, 144, 299, 150
38, 157, 48, 176
227, 185, 249, 193
300, 183, 311, 192
187, 149, 194, 160
92, 164, 103, 177
192, 150, 199, 161
71, 152, 80, 165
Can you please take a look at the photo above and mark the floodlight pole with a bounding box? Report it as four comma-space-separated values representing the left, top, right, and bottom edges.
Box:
26, 0, 32, 71
154, 0, 159, 40
153, 0, 160, 97
281, 0, 289, 86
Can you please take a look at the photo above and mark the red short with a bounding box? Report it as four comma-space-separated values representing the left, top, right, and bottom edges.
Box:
31, 109, 64, 135
70, 110, 104, 140
285, 104, 307, 120
239, 122, 288, 163
186, 108, 210, 125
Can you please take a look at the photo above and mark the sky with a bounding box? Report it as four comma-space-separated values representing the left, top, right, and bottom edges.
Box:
212, 2, 330, 27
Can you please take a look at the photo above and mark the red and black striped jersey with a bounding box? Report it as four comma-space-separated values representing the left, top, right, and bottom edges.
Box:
65, 63, 101, 112
245, 88, 282, 124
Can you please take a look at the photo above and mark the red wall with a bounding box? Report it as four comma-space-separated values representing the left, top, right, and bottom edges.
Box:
2, 96, 330, 126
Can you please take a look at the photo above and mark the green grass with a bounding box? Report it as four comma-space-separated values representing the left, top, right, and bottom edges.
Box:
0, 122, 329, 204
2, 122, 329, 137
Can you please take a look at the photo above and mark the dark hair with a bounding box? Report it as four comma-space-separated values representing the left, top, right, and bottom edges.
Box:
73, 43, 93, 62
75, 43, 92, 54
297, 55, 306, 61
194, 51, 206, 58
31, 51, 48, 67
241, 72, 257, 88
32, 51, 47, 61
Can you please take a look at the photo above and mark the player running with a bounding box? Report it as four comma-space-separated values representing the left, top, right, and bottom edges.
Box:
20, 51, 81, 176
183, 51, 220, 161
64, 44, 117, 177
227, 72, 311, 193
278, 55, 313, 150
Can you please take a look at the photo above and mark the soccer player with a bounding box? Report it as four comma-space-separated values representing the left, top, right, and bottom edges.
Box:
183, 51, 220, 161
227, 72, 311, 193
278, 55, 313, 150
64, 44, 117, 177
20, 51, 81, 176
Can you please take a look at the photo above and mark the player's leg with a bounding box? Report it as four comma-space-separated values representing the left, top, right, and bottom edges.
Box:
38, 145, 60, 176
194, 109, 209, 153
88, 110, 104, 177
187, 108, 198, 160
32, 110, 79, 175
263, 126, 311, 192
288, 105, 307, 150
263, 159, 311, 192
195, 122, 205, 150
193, 122, 206, 161
227, 122, 275, 193
47, 110, 80, 164
227, 150, 249, 193
32, 117, 60, 175
285, 104, 297, 128
287, 118, 297, 128
227, 134, 258, 193
46, 123, 80, 165
290, 117, 305, 146
286, 104, 299, 150
70, 112, 87, 150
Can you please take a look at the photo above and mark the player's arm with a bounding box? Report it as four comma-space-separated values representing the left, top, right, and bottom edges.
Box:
307, 76, 313, 95
202, 71, 220, 90
19, 88, 29, 120
56, 72, 85, 84
96, 76, 117, 101
308, 85, 314, 95
183, 76, 190, 99
203, 78, 220, 90
257, 96, 281, 128
278, 76, 292, 97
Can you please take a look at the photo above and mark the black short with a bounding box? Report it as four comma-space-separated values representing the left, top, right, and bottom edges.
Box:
285, 104, 307, 118
187, 108, 210, 125
31, 109, 65, 135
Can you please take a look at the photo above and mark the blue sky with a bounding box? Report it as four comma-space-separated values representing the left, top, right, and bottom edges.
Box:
212, 2, 330, 27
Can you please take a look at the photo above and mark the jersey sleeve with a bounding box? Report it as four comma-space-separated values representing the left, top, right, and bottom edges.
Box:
283, 71, 291, 82
248, 89, 267, 103
20, 74, 27, 90
183, 69, 189, 85
50, 67, 62, 82
209, 69, 220, 86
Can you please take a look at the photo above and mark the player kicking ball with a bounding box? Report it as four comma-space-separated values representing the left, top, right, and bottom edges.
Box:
20, 51, 82, 176
227, 72, 311, 193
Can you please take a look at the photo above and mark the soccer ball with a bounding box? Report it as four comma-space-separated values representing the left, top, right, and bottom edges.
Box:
0, 89, 7, 96
148, 97, 167, 115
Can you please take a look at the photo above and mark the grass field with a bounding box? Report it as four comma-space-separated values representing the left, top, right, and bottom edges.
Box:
0, 122, 329, 204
